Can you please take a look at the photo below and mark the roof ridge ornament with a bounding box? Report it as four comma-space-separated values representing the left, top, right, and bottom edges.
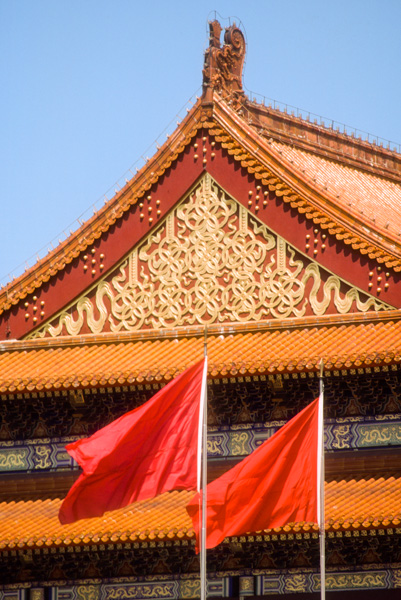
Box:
202, 19, 246, 106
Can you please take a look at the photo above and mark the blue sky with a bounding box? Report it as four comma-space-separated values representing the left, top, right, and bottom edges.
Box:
1, 0, 400, 285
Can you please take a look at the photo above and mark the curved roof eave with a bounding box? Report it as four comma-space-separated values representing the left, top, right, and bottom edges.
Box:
1, 311, 401, 394
0, 99, 205, 314
207, 95, 401, 270
2, 92, 401, 316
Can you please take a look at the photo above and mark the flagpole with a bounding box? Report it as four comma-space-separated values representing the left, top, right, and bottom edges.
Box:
200, 329, 208, 600
318, 360, 325, 600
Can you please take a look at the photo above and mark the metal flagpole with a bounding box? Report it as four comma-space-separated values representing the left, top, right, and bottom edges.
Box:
200, 329, 208, 600
318, 360, 326, 600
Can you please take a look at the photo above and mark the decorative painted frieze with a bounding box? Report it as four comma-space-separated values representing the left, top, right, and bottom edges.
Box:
44, 577, 230, 600
0, 438, 75, 473
2, 567, 400, 599
29, 174, 390, 339
209, 415, 401, 458
2, 416, 400, 474
254, 566, 400, 594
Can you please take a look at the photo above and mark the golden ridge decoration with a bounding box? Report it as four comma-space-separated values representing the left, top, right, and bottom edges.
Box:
30, 174, 391, 338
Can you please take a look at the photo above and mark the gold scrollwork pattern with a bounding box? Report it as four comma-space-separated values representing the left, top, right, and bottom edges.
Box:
105, 585, 175, 600
230, 432, 250, 456
30, 174, 391, 338
207, 436, 225, 456
324, 572, 386, 590
180, 580, 200, 599
331, 425, 352, 450
284, 574, 308, 593
76, 586, 99, 600
0, 450, 27, 471
358, 424, 401, 447
33, 445, 52, 469
239, 577, 254, 593
394, 569, 401, 587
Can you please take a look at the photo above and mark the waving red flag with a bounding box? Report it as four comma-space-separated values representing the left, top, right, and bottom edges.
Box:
187, 397, 319, 551
59, 359, 206, 524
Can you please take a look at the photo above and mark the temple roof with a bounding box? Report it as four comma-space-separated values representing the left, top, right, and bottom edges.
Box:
0, 310, 401, 394
2, 95, 401, 313
0, 22, 400, 341
1, 477, 401, 551
1, 20, 401, 573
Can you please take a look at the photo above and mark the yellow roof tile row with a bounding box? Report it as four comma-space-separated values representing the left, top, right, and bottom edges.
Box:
0, 491, 193, 550
1, 477, 401, 551
0, 312, 401, 393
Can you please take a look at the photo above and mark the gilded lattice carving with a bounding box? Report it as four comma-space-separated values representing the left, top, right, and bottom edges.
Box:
30, 174, 391, 338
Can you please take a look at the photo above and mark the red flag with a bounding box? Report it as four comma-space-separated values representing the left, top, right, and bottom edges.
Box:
59, 359, 206, 524
187, 397, 319, 551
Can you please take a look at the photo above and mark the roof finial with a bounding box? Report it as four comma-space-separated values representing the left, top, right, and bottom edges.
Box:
202, 19, 246, 106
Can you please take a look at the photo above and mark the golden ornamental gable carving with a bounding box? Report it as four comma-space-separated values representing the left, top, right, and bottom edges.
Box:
28, 174, 392, 339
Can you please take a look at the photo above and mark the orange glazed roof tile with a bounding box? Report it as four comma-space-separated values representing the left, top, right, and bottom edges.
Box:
1, 477, 401, 551
269, 139, 401, 242
208, 98, 401, 268
0, 491, 194, 550
1, 311, 401, 393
